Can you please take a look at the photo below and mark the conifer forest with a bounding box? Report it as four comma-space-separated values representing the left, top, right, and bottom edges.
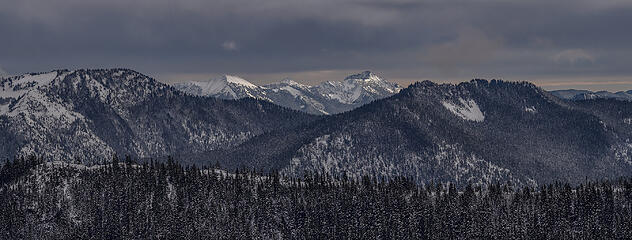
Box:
2, 157, 632, 239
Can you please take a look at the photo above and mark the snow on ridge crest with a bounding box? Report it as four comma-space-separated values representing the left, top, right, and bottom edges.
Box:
222, 75, 256, 88
1, 71, 59, 92
280, 78, 304, 87
177, 75, 257, 97
344, 71, 381, 82
442, 98, 485, 122
173, 71, 401, 114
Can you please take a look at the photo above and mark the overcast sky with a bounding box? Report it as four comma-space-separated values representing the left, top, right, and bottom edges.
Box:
1, 0, 631, 90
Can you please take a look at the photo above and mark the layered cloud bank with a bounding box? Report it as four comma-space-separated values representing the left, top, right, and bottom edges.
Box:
1, 0, 632, 89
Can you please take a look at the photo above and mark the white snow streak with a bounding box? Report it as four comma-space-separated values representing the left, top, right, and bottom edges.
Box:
442, 98, 485, 122
525, 106, 537, 113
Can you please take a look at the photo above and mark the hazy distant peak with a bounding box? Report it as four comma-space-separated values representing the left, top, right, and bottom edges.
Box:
550, 89, 632, 102
280, 78, 303, 86
344, 71, 383, 82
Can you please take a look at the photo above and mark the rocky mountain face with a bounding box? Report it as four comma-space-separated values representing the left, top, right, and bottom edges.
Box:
551, 89, 632, 101
194, 80, 632, 186
172, 71, 402, 115
0, 69, 316, 163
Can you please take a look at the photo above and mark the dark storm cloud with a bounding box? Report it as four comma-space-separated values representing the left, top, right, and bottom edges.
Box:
1, 0, 631, 90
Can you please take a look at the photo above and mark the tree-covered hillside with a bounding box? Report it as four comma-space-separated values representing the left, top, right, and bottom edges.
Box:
195, 80, 632, 186
2, 157, 632, 239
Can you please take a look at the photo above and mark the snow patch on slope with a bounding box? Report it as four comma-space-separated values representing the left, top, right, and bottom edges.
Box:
613, 143, 632, 166
280, 86, 302, 98
185, 80, 228, 96
442, 98, 485, 122
16, 71, 58, 86
1, 71, 84, 122
318, 81, 364, 104
525, 106, 537, 113
174, 75, 255, 97
6, 91, 84, 122
1, 71, 58, 99
281, 133, 518, 186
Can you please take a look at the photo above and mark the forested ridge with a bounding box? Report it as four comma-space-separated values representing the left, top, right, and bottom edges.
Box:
1, 157, 632, 239
4, 69, 632, 187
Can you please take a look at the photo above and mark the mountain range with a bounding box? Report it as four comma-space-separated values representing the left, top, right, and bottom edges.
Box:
2, 69, 632, 186
551, 89, 632, 101
0, 69, 316, 163
187, 80, 632, 186
173, 71, 401, 115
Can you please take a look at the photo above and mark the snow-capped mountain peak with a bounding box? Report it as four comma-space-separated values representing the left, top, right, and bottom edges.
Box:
11, 71, 58, 86
279, 78, 304, 87
1, 71, 55, 101
1, 71, 64, 117
174, 71, 402, 115
343, 71, 383, 83
221, 75, 257, 88
313, 71, 402, 105
173, 74, 259, 99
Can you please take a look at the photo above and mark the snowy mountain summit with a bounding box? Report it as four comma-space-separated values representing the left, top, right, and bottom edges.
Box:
314, 71, 400, 105
173, 71, 401, 115
173, 75, 260, 100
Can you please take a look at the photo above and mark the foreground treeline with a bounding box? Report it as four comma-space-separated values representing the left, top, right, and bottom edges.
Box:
1, 157, 632, 239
